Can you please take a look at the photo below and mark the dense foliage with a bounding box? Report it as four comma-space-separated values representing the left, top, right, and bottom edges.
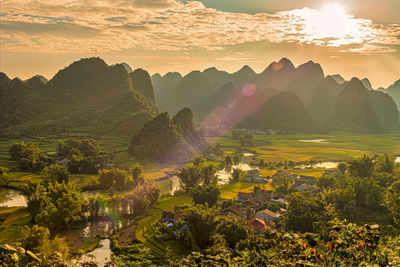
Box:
23, 182, 85, 230
129, 112, 193, 162
9, 142, 48, 171
56, 139, 105, 174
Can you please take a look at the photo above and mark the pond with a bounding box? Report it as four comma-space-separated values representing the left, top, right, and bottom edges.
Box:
297, 161, 338, 169
0, 188, 27, 207
77, 239, 112, 266
298, 139, 330, 143
217, 153, 254, 185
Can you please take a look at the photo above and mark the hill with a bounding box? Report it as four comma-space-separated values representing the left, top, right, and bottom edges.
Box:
166, 71, 213, 116
129, 110, 201, 162
152, 72, 183, 111
385, 79, 400, 108
333, 78, 399, 133
237, 91, 320, 133
0, 57, 157, 137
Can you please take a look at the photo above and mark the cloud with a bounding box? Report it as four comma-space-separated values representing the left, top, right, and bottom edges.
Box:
133, 0, 177, 8
340, 44, 397, 55
0, 0, 399, 55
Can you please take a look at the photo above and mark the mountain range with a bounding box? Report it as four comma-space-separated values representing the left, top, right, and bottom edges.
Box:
0, 57, 157, 137
1, 57, 399, 137
152, 58, 400, 134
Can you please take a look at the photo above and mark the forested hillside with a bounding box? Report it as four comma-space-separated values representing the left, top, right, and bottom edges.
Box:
0, 58, 157, 137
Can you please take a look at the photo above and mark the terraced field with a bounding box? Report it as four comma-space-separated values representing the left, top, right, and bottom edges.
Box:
207, 132, 400, 164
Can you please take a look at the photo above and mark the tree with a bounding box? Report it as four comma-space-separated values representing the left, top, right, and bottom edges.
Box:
375, 154, 395, 174
19, 225, 69, 258
231, 168, 245, 183
202, 163, 217, 185
233, 155, 241, 165
272, 173, 295, 194
385, 180, 400, 226
98, 168, 135, 190
286, 192, 332, 233
190, 184, 220, 206
337, 163, 347, 175
316, 175, 336, 189
177, 164, 202, 192
24, 182, 84, 230
131, 163, 145, 185
41, 164, 70, 185
9, 142, 48, 171
259, 159, 265, 168
183, 204, 219, 250
56, 139, 99, 158
216, 216, 254, 248
0, 167, 11, 186
225, 156, 233, 167
348, 155, 374, 178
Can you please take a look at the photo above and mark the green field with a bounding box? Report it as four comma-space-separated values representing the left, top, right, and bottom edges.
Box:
208, 132, 400, 163
1, 131, 400, 258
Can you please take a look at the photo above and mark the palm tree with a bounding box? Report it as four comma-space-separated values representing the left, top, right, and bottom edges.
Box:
348, 155, 375, 178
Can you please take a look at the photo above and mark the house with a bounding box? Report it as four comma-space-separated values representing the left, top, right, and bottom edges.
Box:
248, 218, 270, 233
55, 158, 69, 166
237, 192, 254, 202
242, 198, 261, 208
255, 209, 281, 223
246, 169, 269, 183
254, 187, 273, 199
271, 198, 288, 206
246, 169, 260, 179
253, 195, 268, 205
174, 213, 184, 222
221, 205, 247, 219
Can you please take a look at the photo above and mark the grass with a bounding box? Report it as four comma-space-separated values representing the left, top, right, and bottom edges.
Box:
136, 195, 191, 258
220, 181, 271, 199
207, 132, 400, 164
0, 207, 30, 244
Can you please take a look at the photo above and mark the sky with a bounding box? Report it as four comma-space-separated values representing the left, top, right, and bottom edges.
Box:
1, 0, 400, 87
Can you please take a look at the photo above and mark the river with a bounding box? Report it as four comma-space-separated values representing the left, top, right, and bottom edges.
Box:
0, 188, 27, 207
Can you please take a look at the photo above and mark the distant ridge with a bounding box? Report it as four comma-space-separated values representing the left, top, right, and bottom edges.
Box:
152, 58, 400, 134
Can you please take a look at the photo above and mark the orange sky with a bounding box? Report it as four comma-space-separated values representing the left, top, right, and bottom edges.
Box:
1, 0, 399, 87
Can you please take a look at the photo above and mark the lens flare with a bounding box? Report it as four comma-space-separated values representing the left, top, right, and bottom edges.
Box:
241, 83, 257, 97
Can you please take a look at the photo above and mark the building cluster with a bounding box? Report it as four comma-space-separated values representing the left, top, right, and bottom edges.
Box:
222, 187, 285, 233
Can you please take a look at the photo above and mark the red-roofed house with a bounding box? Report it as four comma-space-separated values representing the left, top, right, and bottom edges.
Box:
174, 213, 184, 222
248, 218, 270, 233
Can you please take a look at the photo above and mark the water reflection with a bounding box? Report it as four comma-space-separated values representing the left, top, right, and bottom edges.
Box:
78, 239, 112, 266
0, 188, 27, 207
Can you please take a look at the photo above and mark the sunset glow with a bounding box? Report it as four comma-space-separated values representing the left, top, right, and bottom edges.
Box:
0, 0, 399, 87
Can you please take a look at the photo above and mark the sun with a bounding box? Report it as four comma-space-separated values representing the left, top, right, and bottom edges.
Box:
302, 3, 358, 42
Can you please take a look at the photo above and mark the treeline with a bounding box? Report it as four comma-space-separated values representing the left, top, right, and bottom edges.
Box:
285, 154, 400, 233
8, 139, 110, 174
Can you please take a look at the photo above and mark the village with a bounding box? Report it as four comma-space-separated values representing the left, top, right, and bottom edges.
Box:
159, 165, 331, 234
